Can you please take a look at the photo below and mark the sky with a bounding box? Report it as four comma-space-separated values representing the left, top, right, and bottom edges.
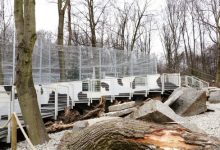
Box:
9, 0, 166, 55
36, 0, 58, 32
36, 0, 165, 32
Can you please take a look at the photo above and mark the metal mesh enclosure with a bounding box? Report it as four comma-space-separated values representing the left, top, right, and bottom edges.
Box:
0, 41, 14, 85
0, 39, 157, 85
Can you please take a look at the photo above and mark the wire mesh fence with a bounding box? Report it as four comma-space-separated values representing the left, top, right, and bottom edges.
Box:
0, 39, 157, 85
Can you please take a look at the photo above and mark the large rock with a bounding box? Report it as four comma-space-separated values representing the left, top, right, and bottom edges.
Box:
108, 101, 135, 112
102, 107, 137, 117
209, 90, 220, 103
128, 99, 183, 123
170, 87, 207, 116
128, 100, 203, 133
164, 87, 183, 105
72, 116, 120, 131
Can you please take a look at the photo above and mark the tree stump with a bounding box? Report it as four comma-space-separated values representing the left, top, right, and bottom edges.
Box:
58, 118, 220, 150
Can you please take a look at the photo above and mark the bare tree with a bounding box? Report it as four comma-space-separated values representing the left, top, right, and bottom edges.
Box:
200, 0, 220, 84
0, 1, 5, 85
14, 0, 49, 144
72, 0, 110, 47
130, 0, 149, 52
161, 0, 185, 72
57, 0, 69, 81
67, 0, 72, 46
112, 2, 133, 50
0, 0, 11, 84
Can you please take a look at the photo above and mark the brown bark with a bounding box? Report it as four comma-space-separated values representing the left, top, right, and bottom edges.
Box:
14, 0, 49, 145
216, 44, 220, 85
58, 107, 81, 124
130, 2, 148, 52
57, 0, 69, 81
46, 121, 74, 133
81, 97, 105, 119
0, 43, 4, 85
58, 118, 220, 150
67, 0, 72, 46
0, 1, 5, 85
87, 0, 96, 47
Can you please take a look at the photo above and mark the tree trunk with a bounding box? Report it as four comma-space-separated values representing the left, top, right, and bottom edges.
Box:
0, 44, 4, 85
14, 0, 49, 145
58, 10, 66, 81
216, 44, 220, 85
57, 0, 69, 81
67, 0, 72, 46
87, 0, 96, 47
0, 1, 5, 85
58, 118, 220, 150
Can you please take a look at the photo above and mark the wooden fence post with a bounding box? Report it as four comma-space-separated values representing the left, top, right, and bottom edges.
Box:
11, 114, 17, 150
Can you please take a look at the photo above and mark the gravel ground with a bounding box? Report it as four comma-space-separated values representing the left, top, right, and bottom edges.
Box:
11, 102, 220, 150
9, 129, 72, 150
185, 102, 220, 138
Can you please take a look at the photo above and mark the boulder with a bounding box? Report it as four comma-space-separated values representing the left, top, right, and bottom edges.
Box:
102, 107, 137, 117
164, 87, 183, 105
128, 100, 203, 133
128, 100, 183, 123
209, 90, 220, 103
72, 116, 120, 131
170, 87, 207, 116
108, 101, 135, 112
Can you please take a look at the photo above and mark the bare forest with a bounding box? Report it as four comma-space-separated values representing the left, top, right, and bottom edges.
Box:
1, 0, 220, 82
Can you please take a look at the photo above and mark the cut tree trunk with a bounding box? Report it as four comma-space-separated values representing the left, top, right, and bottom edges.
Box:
58, 118, 220, 150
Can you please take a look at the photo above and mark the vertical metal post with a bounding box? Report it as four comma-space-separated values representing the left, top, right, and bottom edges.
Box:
161, 74, 165, 94
12, 26, 16, 86
8, 22, 17, 143
155, 56, 157, 74
99, 48, 101, 79
48, 41, 51, 83
79, 47, 82, 80
66, 86, 69, 107
178, 73, 181, 87
92, 67, 95, 79
12, 23, 16, 112
39, 39, 42, 83
54, 86, 58, 120
114, 50, 117, 77
185, 76, 188, 87
130, 53, 133, 76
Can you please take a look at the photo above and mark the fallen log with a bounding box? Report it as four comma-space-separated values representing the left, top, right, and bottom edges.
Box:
58, 118, 220, 150
72, 117, 120, 131
58, 107, 81, 124
108, 101, 135, 112
101, 107, 137, 117
81, 96, 106, 120
46, 121, 73, 133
